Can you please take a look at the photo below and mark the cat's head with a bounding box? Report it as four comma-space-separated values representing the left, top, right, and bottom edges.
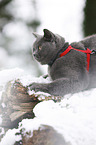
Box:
32, 29, 65, 65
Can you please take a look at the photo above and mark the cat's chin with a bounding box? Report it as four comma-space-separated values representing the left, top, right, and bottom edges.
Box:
40, 61, 47, 65
34, 56, 48, 65
35, 58, 47, 65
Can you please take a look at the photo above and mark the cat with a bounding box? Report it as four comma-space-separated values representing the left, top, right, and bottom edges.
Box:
29, 29, 96, 96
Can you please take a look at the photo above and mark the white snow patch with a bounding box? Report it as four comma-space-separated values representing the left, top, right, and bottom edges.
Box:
0, 129, 21, 145
0, 68, 24, 100
0, 68, 24, 86
20, 75, 51, 87
0, 68, 50, 100
32, 90, 96, 145
0, 127, 5, 136
28, 90, 51, 98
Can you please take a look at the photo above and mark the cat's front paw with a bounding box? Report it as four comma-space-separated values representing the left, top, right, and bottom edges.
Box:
28, 83, 41, 92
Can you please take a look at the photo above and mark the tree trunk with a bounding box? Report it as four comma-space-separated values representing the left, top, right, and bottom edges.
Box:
0, 80, 39, 129
83, 0, 96, 36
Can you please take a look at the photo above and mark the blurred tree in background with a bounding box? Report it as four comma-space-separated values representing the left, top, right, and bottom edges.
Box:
83, 0, 96, 36
0, 0, 43, 76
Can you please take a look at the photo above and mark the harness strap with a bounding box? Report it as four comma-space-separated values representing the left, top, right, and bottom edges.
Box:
60, 45, 92, 72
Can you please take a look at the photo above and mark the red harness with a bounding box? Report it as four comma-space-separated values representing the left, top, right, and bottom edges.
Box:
60, 45, 92, 72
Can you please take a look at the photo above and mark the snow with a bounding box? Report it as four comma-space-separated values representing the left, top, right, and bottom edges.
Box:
20, 75, 50, 87
28, 90, 51, 99
0, 68, 50, 100
0, 68, 96, 145
0, 129, 21, 145
32, 92, 96, 145
0, 68, 24, 86
0, 68, 24, 100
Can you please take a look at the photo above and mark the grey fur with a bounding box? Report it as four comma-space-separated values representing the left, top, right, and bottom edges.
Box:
30, 29, 96, 96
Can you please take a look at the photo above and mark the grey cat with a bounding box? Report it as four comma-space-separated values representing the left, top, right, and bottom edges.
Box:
29, 29, 96, 96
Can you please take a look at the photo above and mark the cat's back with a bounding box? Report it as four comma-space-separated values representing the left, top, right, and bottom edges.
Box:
80, 34, 96, 49
48, 50, 86, 80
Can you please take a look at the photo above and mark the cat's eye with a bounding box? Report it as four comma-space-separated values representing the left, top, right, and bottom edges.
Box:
38, 46, 42, 50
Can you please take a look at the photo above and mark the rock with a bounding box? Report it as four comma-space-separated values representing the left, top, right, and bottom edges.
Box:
15, 125, 71, 145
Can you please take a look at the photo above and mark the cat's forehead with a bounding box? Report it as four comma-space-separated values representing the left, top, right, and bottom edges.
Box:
34, 37, 46, 46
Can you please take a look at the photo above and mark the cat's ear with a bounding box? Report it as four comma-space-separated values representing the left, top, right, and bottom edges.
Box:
32, 32, 41, 38
43, 29, 54, 41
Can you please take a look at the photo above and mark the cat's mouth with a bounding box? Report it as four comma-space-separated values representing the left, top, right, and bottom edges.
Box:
33, 53, 49, 64
33, 53, 41, 61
